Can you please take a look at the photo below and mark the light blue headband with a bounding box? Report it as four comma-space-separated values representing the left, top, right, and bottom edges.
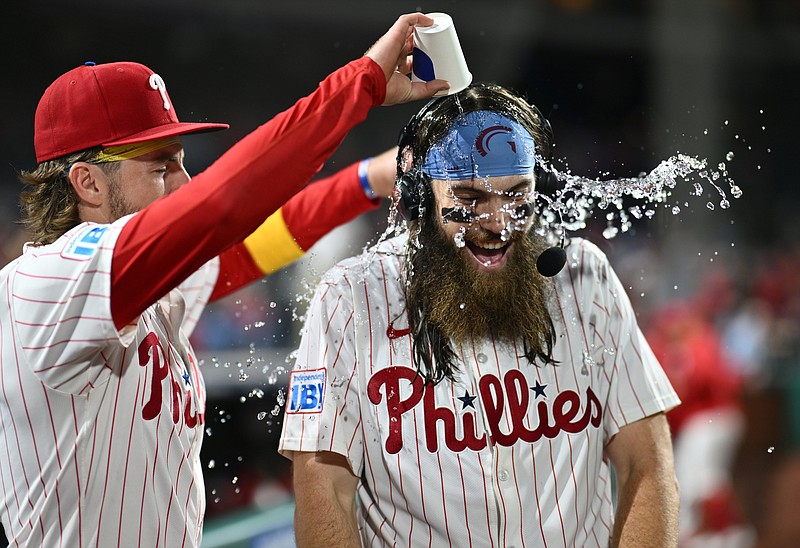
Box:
419, 111, 536, 180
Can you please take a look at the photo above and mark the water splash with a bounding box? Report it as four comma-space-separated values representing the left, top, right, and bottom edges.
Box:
535, 153, 742, 239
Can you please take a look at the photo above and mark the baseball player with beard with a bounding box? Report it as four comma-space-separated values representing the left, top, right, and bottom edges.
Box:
280, 83, 681, 547
0, 13, 448, 547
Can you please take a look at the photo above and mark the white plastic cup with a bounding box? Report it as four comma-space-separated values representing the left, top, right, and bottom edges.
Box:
411, 12, 472, 96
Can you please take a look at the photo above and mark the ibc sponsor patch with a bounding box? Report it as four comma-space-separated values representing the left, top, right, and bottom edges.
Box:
62, 226, 109, 260
287, 369, 326, 414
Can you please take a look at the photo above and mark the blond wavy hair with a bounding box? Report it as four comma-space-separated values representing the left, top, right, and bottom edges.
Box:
18, 148, 119, 245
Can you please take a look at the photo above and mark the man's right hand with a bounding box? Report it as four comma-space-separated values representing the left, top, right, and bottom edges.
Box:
365, 13, 450, 105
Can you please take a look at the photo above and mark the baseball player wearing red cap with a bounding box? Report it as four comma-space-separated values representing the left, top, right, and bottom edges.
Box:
0, 13, 448, 547
280, 84, 680, 547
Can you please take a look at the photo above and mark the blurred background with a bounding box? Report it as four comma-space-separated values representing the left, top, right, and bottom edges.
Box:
2, 0, 799, 546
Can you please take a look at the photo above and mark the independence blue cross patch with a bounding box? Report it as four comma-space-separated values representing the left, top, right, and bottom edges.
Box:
287, 369, 326, 413
62, 226, 109, 260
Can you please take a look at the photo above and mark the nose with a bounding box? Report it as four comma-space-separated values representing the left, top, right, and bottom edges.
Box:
476, 197, 512, 234
172, 165, 191, 191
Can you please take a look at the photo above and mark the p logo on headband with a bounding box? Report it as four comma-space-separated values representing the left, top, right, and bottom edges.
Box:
476, 125, 517, 156
420, 111, 536, 180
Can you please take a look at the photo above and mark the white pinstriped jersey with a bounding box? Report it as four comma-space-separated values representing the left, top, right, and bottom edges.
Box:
280, 234, 679, 548
0, 218, 218, 547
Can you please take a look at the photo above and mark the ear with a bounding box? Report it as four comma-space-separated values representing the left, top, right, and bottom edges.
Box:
67, 162, 107, 208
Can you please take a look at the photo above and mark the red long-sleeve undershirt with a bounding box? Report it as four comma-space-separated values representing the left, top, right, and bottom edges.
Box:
209, 160, 381, 302
110, 57, 385, 329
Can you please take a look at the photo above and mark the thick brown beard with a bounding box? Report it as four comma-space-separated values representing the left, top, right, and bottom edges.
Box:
406, 217, 555, 358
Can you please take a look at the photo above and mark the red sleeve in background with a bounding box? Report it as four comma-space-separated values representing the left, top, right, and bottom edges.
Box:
209, 160, 382, 302
110, 58, 385, 329
281, 160, 380, 251
210, 244, 264, 302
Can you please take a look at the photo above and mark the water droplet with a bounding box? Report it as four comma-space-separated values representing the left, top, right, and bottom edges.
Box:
459, 303, 466, 310
767, 446, 775, 454
238, 371, 249, 382
602, 226, 618, 239
720, 199, 730, 209
257, 411, 267, 420
269, 301, 277, 308
706, 202, 715, 210
725, 151, 734, 161
671, 206, 681, 215
208, 460, 215, 469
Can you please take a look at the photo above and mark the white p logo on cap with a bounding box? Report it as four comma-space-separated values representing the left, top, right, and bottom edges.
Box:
148, 73, 171, 111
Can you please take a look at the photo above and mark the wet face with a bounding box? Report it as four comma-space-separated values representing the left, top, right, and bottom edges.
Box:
406, 174, 553, 350
106, 142, 190, 220
430, 174, 535, 273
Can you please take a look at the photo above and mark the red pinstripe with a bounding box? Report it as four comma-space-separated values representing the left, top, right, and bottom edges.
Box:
15, 315, 110, 328
488, 338, 510, 545
5, 277, 47, 539
15, 269, 110, 281
41, 388, 65, 547
476, 452, 496, 548
0, 292, 30, 532
324, 294, 342, 334
13, 292, 109, 305
137, 454, 148, 548
548, 439, 568, 545
528, 444, 548, 547
564, 258, 594, 543
24, 337, 120, 353
413, 410, 433, 545
456, 453, 474, 547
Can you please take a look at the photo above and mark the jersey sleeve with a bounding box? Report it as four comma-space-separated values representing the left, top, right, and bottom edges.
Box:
11, 222, 133, 392
570, 240, 680, 441
210, 159, 381, 302
111, 57, 386, 329
279, 271, 364, 476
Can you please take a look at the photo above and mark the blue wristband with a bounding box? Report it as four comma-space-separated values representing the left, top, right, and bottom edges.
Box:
358, 158, 378, 200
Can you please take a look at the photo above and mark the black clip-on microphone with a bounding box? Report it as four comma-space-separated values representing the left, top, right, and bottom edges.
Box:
536, 238, 567, 277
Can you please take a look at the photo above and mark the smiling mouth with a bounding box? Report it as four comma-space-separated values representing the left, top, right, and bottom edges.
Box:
465, 239, 512, 270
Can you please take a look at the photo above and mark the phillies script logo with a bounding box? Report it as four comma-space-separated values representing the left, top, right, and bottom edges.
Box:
138, 332, 203, 428
368, 366, 602, 454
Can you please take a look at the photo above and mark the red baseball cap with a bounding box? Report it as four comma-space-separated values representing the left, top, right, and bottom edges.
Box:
34, 61, 229, 163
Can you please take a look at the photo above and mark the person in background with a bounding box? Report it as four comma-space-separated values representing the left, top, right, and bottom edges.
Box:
0, 13, 448, 547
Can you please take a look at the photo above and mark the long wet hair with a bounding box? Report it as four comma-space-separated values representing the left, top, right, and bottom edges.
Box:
398, 83, 556, 383
18, 147, 119, 245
